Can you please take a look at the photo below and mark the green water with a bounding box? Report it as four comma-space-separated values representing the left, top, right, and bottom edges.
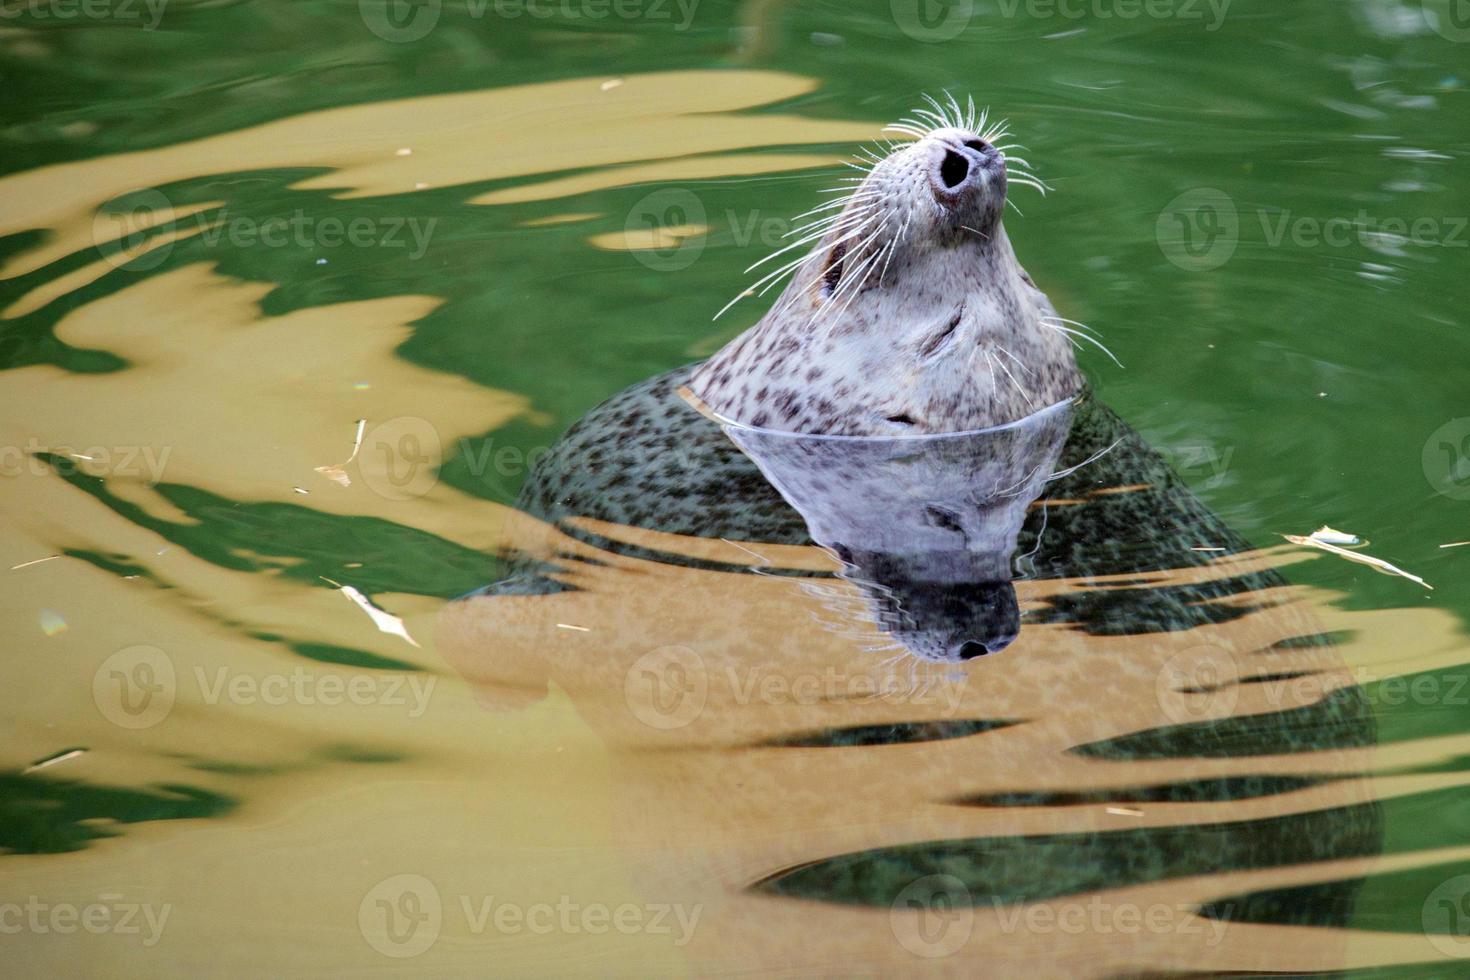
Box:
4, 0, 1470, 975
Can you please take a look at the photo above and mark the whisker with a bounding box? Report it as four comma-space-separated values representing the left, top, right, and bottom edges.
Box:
993, 343, 1037, 378
990, 346, 1035, 405
1041, 316, 1124, 368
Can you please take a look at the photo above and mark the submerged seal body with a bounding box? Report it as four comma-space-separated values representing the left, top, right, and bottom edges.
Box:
690, 99, 1079, 436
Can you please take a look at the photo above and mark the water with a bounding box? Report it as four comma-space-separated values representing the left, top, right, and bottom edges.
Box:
4, 1, 1470, 975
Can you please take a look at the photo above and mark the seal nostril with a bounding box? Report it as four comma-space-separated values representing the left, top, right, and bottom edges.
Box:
957, 640, 990, 661
963, 140, 988, 152
939, 150, 969, 189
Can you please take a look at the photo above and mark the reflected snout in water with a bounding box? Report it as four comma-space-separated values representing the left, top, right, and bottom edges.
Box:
723, 399, 1072, 662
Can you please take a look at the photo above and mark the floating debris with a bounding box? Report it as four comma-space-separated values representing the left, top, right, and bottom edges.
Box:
316, 419, 366, 487
39, 609, 67, 636
1106, 806, 1143, 817
324, 578, 420, 647
1281, 532, 1431, 590
556, 623, 591, 632
1308, 525, 1365, 547
396, 147, 412, 156
23, 747, 87, 774
1190, 546, 1226, 553
293, 487, 309, 495
600, 78, 623, 91
11, 555, 59, 570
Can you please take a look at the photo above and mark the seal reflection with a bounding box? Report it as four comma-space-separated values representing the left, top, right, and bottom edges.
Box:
723, 398, 1072, 662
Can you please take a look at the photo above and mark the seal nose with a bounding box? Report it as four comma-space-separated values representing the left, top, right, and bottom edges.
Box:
939, 150, 970, 189
956, 640, 991, 660
930, 136, 1000, 205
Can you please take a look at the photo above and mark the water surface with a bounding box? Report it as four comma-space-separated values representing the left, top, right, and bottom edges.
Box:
4, 0, 1470, 975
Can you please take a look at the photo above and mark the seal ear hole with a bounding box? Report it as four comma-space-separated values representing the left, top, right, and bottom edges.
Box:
821, 242, 847, 297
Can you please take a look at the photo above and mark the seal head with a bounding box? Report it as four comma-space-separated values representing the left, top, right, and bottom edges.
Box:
691, 99, 1081, 436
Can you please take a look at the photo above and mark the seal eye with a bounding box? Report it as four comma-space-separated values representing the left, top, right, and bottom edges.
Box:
821, 242, 846, 297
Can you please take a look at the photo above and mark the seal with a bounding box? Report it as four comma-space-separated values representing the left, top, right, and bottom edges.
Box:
439, 98, 1386, 965
494, 97, 1246, 660
690, 95, 1086, 436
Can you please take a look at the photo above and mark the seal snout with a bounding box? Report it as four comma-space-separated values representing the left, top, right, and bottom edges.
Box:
925, 130, 1005, 208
